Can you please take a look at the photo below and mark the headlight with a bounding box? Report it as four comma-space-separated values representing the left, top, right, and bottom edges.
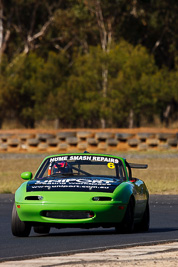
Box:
25, 196, 43, 200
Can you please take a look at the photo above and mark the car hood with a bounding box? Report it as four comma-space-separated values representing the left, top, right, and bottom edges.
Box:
26, 177, 122, 193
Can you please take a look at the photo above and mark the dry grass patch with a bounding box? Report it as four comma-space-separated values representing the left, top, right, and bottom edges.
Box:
131, 157, 178, 194
0, 157, 42, 193
0, 153, 177, 194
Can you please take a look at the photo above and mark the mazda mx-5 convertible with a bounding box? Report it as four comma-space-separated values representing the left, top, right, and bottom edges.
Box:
11, 152, 149, 237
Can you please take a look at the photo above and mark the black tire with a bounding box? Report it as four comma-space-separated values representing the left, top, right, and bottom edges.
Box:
11, 203, 31, 237
135, 201, 150, 232
34, 225, 50, 234
115, 198, 135, 234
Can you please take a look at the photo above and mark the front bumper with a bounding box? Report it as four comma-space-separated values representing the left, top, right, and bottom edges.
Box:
15, 189, 128, 226
16, 201, 127, 225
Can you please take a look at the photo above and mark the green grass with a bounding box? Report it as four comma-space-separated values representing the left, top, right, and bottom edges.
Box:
0, 153, 177, 194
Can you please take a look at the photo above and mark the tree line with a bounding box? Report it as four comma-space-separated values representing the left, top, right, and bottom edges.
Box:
0, 0, 177, 128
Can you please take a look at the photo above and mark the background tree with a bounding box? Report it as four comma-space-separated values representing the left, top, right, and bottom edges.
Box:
0, 0, 177, 128
33, 51, 70, 127
3, 53, 44, 127
117, 0, 178, 69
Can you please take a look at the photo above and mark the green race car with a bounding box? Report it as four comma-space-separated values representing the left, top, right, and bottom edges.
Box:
11, 152, 149, 237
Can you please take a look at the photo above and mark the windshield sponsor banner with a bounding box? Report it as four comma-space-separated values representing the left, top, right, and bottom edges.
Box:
49, 155, 119, 167
27, 178, 120, 193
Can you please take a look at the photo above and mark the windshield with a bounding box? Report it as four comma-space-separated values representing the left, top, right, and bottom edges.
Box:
34, 155, 126, 181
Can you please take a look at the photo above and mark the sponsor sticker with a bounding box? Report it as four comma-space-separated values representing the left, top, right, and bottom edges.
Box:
49, 155, 119, 167
27, 177, 120, 193
107, 163, 115, 169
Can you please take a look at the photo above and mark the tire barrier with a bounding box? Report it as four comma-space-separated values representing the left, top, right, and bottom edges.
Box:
0, 130, 177, 152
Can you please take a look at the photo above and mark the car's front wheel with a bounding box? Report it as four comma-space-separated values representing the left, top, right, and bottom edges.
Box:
11, 203, 31, 237
115, 198, 135, 234
135, 201, 150, 232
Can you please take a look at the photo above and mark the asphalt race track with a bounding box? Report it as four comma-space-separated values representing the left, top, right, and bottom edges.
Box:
0, 194, 178, 262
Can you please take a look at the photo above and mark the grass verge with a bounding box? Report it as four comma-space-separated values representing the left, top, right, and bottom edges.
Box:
131, 157, 178, 194
0, 152, 177, 194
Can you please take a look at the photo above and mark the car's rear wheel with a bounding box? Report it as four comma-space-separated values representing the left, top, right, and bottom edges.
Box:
34, 225, 50, 234
11, 204, 31, 237
135, 201, 150, 232
115, 198, 135, 234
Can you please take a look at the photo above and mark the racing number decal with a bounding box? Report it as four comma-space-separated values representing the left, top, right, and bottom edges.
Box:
107, 163, 115, 169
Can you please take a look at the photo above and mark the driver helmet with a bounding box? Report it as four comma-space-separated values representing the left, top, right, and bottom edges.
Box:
53, 161, 71, 174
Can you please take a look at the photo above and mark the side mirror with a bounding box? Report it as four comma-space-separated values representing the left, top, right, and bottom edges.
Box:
21, 171, 33, 180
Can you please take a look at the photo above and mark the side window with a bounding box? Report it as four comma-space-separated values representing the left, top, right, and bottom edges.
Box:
118, 163, 126, 180
35, 159, 49, 179
125, 161, 132, 180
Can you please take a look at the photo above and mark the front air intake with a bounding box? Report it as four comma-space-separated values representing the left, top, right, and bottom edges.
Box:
41, 210, 94, 219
